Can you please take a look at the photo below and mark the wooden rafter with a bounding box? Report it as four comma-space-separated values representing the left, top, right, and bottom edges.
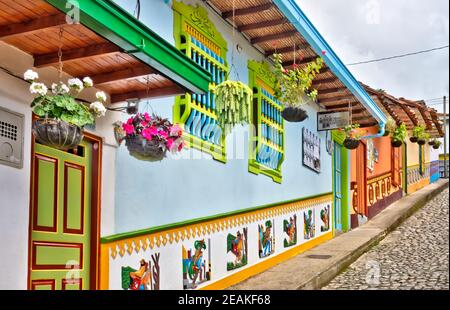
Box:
111, 85, 184, 104
89, 66, 156, 85
34, 42, 121, 67
251, 30, 297, 45
282, 55, 320, 67
318, 87, 349, 96
238, 18, 287, 32
430, 111, 445, 137
265, 43, 310, 57
319, 94, 355, 104
222, 3, 274, 19
0, 14, 67, 39
313, 77, 339, 86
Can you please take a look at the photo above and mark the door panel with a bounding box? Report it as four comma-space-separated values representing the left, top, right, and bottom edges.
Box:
392, 145, 402, 187
356, 143, 368, 217
30, 141, 92, 290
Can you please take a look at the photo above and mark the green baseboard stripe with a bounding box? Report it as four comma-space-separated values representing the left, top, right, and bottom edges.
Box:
102, 191, 333, 243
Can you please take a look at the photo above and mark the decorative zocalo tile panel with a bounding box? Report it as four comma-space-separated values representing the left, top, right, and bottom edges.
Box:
102, 193, 333, 290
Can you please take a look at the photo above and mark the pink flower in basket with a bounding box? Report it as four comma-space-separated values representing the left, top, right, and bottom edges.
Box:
142, 127, 155, 141
123, 123, 135, 135
158, 130, 169, 139
170, 124, 183, 137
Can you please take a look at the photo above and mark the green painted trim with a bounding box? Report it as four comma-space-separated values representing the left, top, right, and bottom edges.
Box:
332, 138, 350, 232
172, 0, 228, 54
172, 0, 228, 162
101, 192, 333, 243
45, 0, 211, 94
247, 60, 285, 183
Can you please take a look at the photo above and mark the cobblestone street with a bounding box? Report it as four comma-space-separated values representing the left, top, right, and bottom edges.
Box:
323, 188, 449, 290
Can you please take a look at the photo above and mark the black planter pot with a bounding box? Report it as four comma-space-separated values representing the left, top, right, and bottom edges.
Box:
391, 139, 403, 148
433, 145, 440, 150
343, 138, 361, 150
32, 118, 83, 150
429, 141, 435, 146
281, 107, 308, 123
125, 135, 166, 162
417, 139, 426, 146
383, 130, 390, 137
410, 137, 418, 143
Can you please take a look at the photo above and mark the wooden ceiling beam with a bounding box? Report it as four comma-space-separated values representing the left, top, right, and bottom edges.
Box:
0, 14, 67, 39
89, 66, 156, 85
238, 18, 287, 32
282, 56, 319, 67
319, 94, 356, 104
430, 111, 445, 137
34, 42, 121, 67
265, 43, 310, 57
111, 85, 184, 104
323, 101, 360, 110
251, 30, 297, 45
313, 77, 339, 87
318, 87, 349, 96
223, 3, 274, 19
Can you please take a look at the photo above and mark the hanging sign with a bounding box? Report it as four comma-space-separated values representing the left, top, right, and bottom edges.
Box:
317, 111, 350, 131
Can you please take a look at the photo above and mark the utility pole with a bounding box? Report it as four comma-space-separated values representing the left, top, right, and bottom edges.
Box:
444, 96, 448, 178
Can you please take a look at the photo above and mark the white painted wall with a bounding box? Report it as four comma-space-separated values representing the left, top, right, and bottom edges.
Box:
0, 41, 119, 288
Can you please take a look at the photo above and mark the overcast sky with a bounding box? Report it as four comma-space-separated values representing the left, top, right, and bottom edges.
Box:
298, 0, 449, 112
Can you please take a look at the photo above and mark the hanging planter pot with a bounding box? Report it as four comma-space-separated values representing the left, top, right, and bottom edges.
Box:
214, 81, 252, 136
410, 137, 418, 143
281, 107, 308, 123
391, 139, 403, 148
343, 138, 361, 150
417, 139, 426, 146
383, 130, 390, 137
33, 118, 83, 150
125, 135, 166, 162
118, 113, 185, 163
25, 69, 107, 151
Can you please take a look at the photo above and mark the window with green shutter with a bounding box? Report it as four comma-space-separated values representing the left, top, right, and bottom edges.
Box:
173, 1, 229, 163
248, 60, 285, 183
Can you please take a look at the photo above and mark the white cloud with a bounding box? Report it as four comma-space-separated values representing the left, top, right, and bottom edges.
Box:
297, 0, 449, 110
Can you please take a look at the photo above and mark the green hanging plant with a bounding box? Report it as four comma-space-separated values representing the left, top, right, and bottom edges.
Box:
384, 117, 396, 137
391, 123, 408, 147
411, 125, 426, 144
214, 80, 253, 136
272, 53, 324, 108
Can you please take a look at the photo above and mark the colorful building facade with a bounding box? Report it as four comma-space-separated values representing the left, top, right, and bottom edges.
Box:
0, 0, 443, 290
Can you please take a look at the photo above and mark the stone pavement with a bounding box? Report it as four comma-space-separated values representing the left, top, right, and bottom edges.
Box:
323, 187, 449, 290
228, 179, 449, 290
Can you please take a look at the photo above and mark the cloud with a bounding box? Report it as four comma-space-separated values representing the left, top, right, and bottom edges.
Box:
298, 0, 449, 110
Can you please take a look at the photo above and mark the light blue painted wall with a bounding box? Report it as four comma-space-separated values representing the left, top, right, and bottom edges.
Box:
112, 0, 332, 234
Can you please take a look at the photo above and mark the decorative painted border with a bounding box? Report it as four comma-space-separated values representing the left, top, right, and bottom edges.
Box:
100, 192, 333, 289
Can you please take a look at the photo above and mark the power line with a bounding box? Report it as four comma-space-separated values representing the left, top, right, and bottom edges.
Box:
347, 45, 449, 66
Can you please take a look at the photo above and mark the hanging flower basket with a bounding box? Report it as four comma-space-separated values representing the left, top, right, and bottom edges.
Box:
117, 113, 185, 162
272, 53, 324, 123
281, 107, 308, 122
341, 124, 362, 150
25, 69, 107, 150
391, 139, 403, 148
410, 137, 418, 143
33, 118, 83, 150
343, 138, 361, 150
125, 135, 166, 162
214, 81, 252, 136
430, 139, 442, 150
383, 130, 390, 137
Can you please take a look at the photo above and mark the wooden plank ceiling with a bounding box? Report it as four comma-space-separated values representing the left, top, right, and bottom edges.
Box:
206, 0, 378, 128
0, 0, 185, 104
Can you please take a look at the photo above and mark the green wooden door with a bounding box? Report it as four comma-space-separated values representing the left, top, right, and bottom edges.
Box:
30, 141, 92, 290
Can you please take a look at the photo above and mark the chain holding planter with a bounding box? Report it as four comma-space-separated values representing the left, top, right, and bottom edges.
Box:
27, 27, 106, 151
115, 113, 185, 162
272, 52, 324, 122
26, 70, 107, 150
